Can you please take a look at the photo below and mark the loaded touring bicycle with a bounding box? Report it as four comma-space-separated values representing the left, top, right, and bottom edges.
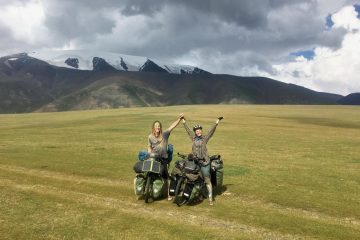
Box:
134, 152, 166, 203
169, 153, 224, 206
133, 145, 173, 203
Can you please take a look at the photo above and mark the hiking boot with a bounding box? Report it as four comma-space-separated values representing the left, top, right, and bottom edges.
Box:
209, 197, 214, 206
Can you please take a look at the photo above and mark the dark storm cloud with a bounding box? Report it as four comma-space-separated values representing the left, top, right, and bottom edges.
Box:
168, 0, 269, 29
41, 1, 116, 41
39, 0, 322, 41
114, 0, 346, 73
13, 0, 344, 55
0, 0, 352, 74
117, 0, 312, 29
125, 1, 345, 57
120, 0, 166, 16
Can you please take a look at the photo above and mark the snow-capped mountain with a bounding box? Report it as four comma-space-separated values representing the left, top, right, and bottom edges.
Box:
0, 51, 346, 113
26, 50, 210, 74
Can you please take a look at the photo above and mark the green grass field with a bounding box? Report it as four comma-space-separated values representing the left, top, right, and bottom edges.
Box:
0, 105, 359, 239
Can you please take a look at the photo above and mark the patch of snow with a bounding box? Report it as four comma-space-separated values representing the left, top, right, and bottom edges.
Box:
29, 50, 148, 71
26, 50, 208, 74
162, 63, 195, 74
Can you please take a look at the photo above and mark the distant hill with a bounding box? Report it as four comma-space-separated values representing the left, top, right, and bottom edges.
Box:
337, 93, 360, 105
0, 52, 343, 113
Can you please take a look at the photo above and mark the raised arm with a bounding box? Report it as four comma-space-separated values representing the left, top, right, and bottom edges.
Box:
182, 118, 194, 141
166, 113, 184, 132
204, 117, 223, 142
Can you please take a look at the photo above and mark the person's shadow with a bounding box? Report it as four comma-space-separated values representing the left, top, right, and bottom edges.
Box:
213, 184, 233, 201
186, 183, 233, 206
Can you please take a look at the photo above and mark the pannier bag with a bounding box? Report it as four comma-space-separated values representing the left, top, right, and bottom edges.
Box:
138, 150, 149, 161
171, 159, 186, 176
171, 165, 182, 176
185, 172, 201, 182
133, 161, 143, 173
134, 175, 145, 196
182, 182, 195, 200
189, 182, 202, 202
210, 156, 224, 191
210, 155, 223, 171
211, 168, 224, 189
152, 178, 164, 199
216, 168, 224, 189
169, 175, 178, 197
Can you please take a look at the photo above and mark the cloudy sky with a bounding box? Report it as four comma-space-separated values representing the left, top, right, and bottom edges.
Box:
0, 0, 360, 95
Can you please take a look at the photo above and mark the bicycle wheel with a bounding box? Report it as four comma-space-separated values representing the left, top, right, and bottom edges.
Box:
174, 177, 187, 206
144, 175, 152, 203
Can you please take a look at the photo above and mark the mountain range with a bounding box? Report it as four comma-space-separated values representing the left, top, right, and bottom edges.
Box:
0, 51, 358, 113
26, 50, 211, 74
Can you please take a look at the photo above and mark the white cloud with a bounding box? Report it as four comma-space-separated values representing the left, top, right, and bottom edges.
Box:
0, 1, 359, 95
267, 5, 360, 95
0, 0, 47, 44
332, 5, 360, 30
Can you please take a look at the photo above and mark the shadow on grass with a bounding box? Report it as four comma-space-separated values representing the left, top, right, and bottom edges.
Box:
213, 184, 233, 201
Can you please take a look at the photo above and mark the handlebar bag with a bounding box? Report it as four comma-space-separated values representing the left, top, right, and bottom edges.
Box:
184, 160, 200, 174
142, 160, 162, 173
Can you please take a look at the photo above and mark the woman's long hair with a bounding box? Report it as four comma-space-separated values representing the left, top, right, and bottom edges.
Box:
151, 120, 163, 139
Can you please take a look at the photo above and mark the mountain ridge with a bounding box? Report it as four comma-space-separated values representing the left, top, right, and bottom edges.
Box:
22, 50, 210, 75
0, 52, 348, 113
337, 93, 360, 105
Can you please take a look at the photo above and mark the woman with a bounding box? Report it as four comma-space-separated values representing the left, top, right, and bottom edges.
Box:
148, 113, 184, 200
182, 116, 223, 205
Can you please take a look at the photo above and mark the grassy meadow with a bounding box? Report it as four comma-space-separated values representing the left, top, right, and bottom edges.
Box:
0, 105, 359, 239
